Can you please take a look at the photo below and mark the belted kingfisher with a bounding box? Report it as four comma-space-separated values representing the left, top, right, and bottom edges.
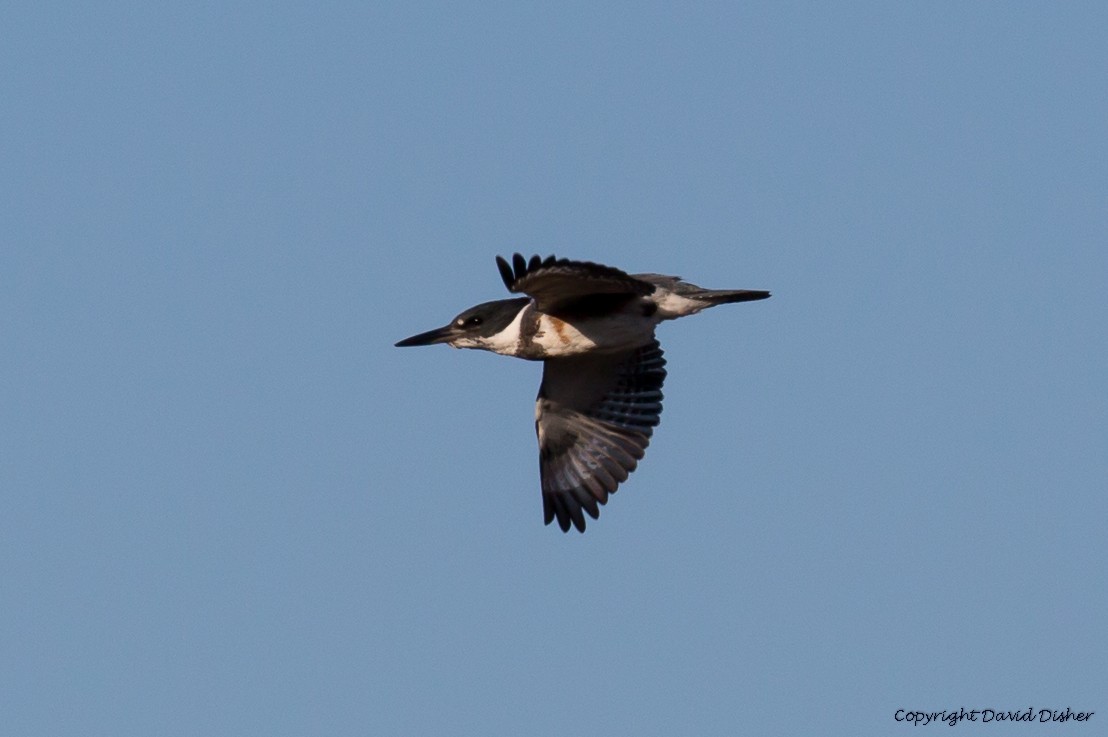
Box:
395, 254, 770, 533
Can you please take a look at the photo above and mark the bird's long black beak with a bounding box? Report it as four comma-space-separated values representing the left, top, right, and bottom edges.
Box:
395, 324, 457, 347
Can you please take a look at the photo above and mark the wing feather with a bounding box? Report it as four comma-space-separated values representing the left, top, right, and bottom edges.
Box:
535, 340, 666, 532
496, 253, 655, 314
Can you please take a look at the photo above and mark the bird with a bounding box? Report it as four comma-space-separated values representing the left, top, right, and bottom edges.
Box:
395, 254, 770, 533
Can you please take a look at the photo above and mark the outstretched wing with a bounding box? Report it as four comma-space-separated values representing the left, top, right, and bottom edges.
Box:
535, 340, 666, 532
497, 253, 655, 315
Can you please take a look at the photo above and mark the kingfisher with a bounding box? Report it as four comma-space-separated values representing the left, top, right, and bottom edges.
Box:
395, 254, 770, 533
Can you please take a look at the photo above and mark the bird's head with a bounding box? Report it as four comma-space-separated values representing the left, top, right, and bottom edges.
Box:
395, 298, 530, 352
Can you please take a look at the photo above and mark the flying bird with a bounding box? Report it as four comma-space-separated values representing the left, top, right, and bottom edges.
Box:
395, 254, 770, 532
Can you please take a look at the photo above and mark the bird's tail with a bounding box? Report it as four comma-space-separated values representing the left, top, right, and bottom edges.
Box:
693, 288, 771, 305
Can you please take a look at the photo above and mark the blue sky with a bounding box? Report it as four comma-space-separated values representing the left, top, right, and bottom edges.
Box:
3, 2, 1105, 735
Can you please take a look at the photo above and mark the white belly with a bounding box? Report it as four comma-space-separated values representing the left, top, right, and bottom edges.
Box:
532, 313, 656, 357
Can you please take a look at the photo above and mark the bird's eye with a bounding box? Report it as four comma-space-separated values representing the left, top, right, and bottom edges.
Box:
465, 316, 483, 327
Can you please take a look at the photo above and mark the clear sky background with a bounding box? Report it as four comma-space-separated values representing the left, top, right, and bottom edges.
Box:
3, 3, 1105, 735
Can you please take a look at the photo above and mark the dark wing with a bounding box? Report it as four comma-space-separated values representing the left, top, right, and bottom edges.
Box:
496, 253, 655, 314
535, 340, 666, 532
